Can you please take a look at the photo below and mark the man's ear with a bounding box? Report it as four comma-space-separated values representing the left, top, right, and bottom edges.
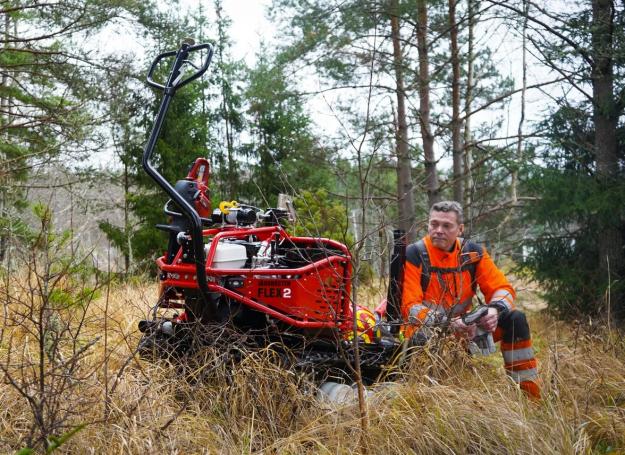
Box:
459, 223, 465, 235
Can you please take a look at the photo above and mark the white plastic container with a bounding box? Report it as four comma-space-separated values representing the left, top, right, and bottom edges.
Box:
205, 241, 247, 269
317, 382, 356, 404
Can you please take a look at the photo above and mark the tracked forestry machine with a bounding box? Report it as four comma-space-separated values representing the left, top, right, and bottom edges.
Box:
137, 40, 412, 382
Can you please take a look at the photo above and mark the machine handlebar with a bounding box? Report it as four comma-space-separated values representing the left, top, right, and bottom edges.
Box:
142, 40, 215, 318
147, 39, 213, 92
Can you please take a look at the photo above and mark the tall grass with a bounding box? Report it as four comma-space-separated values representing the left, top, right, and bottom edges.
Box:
1, 278, 623, 454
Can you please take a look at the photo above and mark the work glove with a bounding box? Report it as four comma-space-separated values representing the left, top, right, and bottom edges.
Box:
408, 305, 446, 327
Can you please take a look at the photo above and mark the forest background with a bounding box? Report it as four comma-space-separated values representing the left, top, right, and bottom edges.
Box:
1, 0, 625, 452
3, 0, 624, 320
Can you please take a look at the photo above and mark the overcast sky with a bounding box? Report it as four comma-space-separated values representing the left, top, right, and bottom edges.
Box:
191, 0, 275, 64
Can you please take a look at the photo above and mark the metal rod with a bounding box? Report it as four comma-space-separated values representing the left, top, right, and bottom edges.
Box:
142, 43, 216, 319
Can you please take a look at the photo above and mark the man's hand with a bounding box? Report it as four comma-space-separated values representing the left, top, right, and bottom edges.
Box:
451, 317, 477, 339
477, 307, 499, 332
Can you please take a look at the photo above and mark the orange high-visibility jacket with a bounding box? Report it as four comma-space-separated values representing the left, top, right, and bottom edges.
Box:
401, 236, 515, 323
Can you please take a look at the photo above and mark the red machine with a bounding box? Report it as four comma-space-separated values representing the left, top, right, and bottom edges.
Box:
154, 165, 355, 335
137, 41, 400, 379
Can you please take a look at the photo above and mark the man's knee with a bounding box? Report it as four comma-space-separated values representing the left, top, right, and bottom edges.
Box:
498, 309, 531, 343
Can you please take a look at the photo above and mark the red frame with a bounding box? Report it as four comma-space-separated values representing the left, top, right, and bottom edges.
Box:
156, 225, 354, 331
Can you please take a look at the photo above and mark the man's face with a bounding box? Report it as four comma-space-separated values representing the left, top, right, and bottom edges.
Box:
428, 210, 464, 251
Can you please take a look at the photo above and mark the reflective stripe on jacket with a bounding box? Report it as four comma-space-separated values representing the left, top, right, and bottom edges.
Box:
401, 235, 515, 322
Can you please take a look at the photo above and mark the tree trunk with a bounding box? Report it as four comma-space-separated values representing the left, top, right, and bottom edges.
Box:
215, 0, 238, 198
417, 0, 439, 207
390, 0, 416, 242
448, 0, 463, 204
591, 0, 623, 319
0, 12, 11, 264
463, 0, 475, 222
511, 0, 528, 205
123, 159, 131, 276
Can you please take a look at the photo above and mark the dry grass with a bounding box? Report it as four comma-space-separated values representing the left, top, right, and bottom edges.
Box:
1, 278, 624, 454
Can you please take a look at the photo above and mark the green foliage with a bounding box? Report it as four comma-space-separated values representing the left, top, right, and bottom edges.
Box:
207, 0, 247, 200
47, 286, 100, 310
16, 420, 86, 453
520, 105, 625, 318
0, 0, 157, 261
242, 55, 332, 206
270, 0, 517, 243
4, 201, 104, 452
0, 214, 34, 246
45, 424, 86, 453
293, 189, 352, 246
292, 188, 379, 281
98, 220, 129, 258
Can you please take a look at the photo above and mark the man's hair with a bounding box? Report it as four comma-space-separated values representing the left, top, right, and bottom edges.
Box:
430, 200, 464, 224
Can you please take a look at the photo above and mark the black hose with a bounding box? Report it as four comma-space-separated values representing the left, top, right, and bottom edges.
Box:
386, 229, 406, 333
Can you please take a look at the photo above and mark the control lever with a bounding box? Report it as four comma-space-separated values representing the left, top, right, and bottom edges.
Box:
462, 305, 497, 356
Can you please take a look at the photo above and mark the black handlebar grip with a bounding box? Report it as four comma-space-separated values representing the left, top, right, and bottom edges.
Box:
174, 43, 213, 89
146, 50, 176, 90
146, 42, 213, 92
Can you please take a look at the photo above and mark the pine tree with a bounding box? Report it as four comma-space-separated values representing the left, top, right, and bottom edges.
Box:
243, 53, 332, 206
0, 0, 154, 262
505, 0, 625, 321
270, 0, 517, 237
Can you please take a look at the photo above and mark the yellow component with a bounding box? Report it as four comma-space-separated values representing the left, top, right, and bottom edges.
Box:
345, 307, 379, 344
219, 200, 238, 214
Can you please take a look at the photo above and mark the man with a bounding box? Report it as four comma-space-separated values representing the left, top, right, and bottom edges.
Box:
402, 201, 540, 399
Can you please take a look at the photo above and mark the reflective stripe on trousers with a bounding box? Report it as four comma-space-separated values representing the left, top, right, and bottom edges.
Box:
501, 342, 538, 383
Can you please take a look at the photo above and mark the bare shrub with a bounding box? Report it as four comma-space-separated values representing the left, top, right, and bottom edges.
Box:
0, 204, 109, 451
